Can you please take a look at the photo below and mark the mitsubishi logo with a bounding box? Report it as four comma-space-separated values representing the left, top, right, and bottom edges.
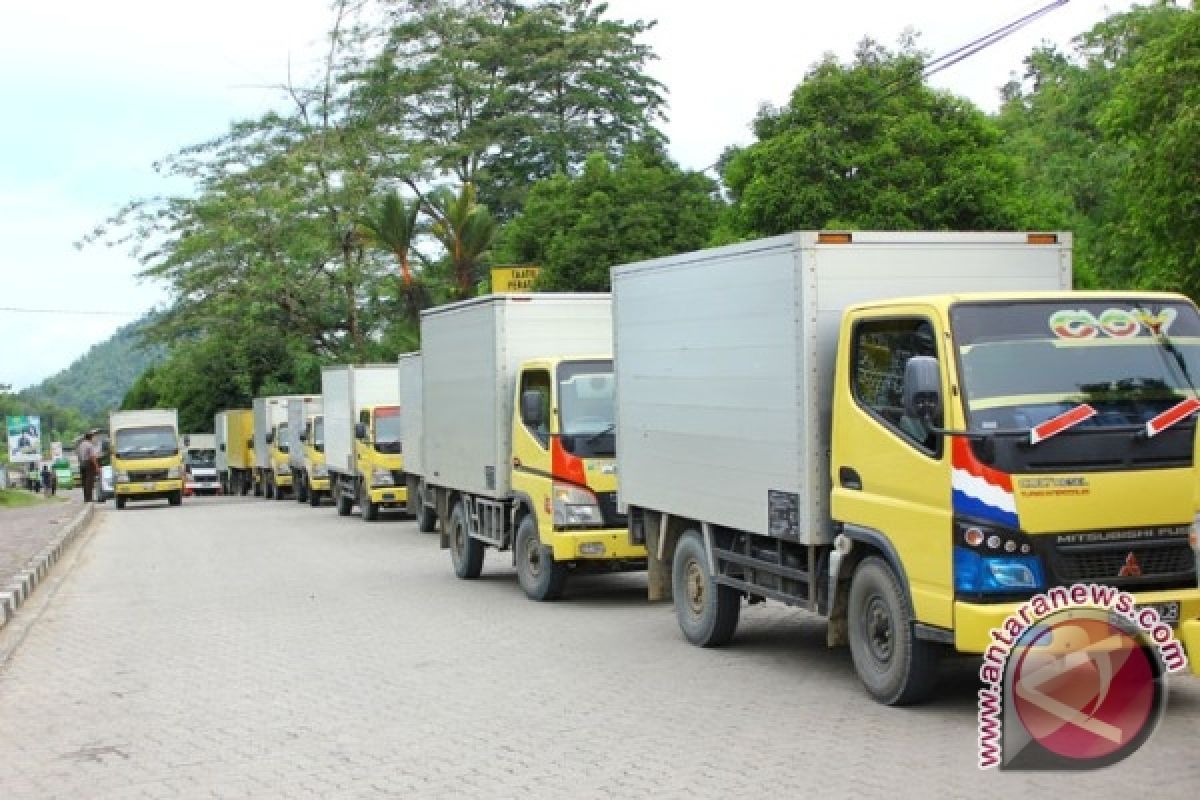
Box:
1118, 552, 1143, 578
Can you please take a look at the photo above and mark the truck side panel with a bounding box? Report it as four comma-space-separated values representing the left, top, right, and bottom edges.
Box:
322, 368, 354, 475
421, 294, 613, 499
398, 354, 423, 477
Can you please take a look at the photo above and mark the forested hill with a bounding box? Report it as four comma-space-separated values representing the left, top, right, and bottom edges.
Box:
19, 316, 164, 423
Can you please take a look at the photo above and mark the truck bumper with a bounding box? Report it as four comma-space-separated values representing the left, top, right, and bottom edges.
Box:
955, 588, 1200, 676
369, 485, 407, 506
274, 473, 293, 488
311, 478, 330, 492
548, 528, 648, 562
116, 479, 183, 498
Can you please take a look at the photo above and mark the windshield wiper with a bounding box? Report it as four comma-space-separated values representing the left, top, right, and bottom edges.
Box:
1143, 397, 1200, 438
1028, 404, 1097, 446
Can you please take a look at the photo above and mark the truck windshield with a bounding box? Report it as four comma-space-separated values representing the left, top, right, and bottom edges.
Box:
313, 417, 324, 452
375, 407, 402, 454
951, 300, 1200, 432
275, 423, 289, 454
114, 426, 178, 458
185, 449, 216, 468
557, 360, 615, 457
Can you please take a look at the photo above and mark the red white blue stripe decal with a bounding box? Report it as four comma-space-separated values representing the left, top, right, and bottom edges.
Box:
1029, 404, 1097, 445
1145, 397, 1200, 438
951, 437, 1018, 528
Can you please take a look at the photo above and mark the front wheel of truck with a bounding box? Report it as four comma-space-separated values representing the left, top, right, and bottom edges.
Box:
295, 474, 308, 504
308, 487, 322, 508
360, 482, 380, 521
672, 529, 739, 647
847, 556, 939, 706
416, 487, 437, 533
515, 515, 566, 601
336, 486, 353, 516
449, 501, 484, 579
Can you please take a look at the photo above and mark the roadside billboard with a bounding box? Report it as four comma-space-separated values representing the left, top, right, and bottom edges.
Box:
490, 265, 540, 293
6, 415, 42, 463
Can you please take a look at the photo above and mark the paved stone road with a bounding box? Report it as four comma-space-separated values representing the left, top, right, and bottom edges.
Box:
1, 496, 1197, 798
0, 495, 83, 588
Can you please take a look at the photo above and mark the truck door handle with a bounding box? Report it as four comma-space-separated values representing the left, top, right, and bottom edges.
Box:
512, 457, 521, 468
839, 467, 862, 491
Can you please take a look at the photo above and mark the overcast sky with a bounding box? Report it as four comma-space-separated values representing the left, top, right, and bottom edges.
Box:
0, 0, 1137, 391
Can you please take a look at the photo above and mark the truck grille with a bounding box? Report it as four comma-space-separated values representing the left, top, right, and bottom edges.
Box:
1050, 533, 1196, 589
595, 491, 626, 528
129, 469, 168, 482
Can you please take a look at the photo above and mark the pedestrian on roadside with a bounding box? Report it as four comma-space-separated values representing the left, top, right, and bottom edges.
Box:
78, 430, 100, 503
41, 464, 53, 497
27, 464, 40, 493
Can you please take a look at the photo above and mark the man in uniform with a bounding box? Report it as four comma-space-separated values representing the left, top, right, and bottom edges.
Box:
78, 430, 100, 503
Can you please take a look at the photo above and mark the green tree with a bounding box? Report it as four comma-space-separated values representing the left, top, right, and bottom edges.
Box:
496, 144, 722, 290
721, 38, 1024, 237
344, 0, 665, 217
426, 182, 498, 300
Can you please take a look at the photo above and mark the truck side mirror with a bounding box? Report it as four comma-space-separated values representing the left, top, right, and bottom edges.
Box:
246, 437, 253, 449
265, 430, 275, 444
903, 356, 942, 424
520, 390, 545, 427
298, 431, 307, 442
219, 443, 226, 452
355, 423, 367, 440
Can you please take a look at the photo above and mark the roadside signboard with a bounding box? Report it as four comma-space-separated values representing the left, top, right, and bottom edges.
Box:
490, 265, 540, 293
6, 415, 42, 463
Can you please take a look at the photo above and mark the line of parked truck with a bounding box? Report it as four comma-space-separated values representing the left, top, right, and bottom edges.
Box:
112, 231, 1200, 704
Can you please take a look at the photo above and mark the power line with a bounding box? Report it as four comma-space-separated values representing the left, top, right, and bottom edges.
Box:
0, 306, 144, 317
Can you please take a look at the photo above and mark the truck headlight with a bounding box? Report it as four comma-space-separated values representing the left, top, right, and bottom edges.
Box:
953, 520, 1044, 596
166, 466, 182, 480
553, 482, 604, 528
313, 464, 328, 478
371, 467, 394, 487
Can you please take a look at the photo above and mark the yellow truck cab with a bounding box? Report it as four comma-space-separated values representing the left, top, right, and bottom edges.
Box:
614, 232, 1200, 705
321, 365, 406, 521
297, 413, 329, 507
406, 294, 647, 602
266, 421, 292, 500
110, 408, 184, 510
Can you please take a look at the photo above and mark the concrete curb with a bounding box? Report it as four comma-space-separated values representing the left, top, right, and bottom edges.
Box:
0, 503, 95, 630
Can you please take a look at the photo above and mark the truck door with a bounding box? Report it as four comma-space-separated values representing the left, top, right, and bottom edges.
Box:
831, 309, 954, 630
511, 368, 553, 530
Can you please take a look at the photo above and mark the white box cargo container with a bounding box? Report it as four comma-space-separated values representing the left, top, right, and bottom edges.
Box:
214, 413, 230, 474
613, 231, 1072, 545
321, 365, 401, 476
421, 294, 613, 499
252, 396, 312, 468
110, 409, 180, 441
398, 353, 423, 478
286, 396, 323, 469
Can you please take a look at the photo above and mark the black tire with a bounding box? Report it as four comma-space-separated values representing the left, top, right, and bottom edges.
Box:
295, 474, 308, 504
515, 515, 567, 601
847, 556, 940, 706
168, 491, 182, 506
116, 496, 126, 510
240, 473, 250, 496
274, 479, 287, 501
448, 500, 484, 579
253, 473, 263, 497
336, 487, 353, 517
308, 487, 321, 508
360, 481, 379, 521
672, 529, 740, 647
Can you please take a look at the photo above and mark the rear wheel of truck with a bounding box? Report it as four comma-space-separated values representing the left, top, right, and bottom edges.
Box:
308, 486, 321, 508
672, 529, 739, 647
515, 515, 566, 601
449, 501, 484, 579
360, 482, 379, 521
847, 556, 939, 706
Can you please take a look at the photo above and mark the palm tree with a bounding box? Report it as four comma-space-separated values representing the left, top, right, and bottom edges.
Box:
360, 191, 421, 287
424, 183, 498, 300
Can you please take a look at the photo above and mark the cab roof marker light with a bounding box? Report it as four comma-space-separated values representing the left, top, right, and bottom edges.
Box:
1026, 233, 1058, 244
817, 232, 853, 244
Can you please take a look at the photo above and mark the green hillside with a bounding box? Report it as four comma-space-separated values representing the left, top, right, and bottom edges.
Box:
17, 316, 165, 425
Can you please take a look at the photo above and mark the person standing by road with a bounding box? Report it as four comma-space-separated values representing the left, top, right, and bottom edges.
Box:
41, 464, 53, 497
78, 431, 100, 503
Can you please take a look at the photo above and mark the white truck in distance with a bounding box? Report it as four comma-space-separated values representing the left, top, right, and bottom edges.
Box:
181, 433, 219, 495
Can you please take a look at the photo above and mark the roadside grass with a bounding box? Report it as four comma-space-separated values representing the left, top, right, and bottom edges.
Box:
0, 489, 68, 509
